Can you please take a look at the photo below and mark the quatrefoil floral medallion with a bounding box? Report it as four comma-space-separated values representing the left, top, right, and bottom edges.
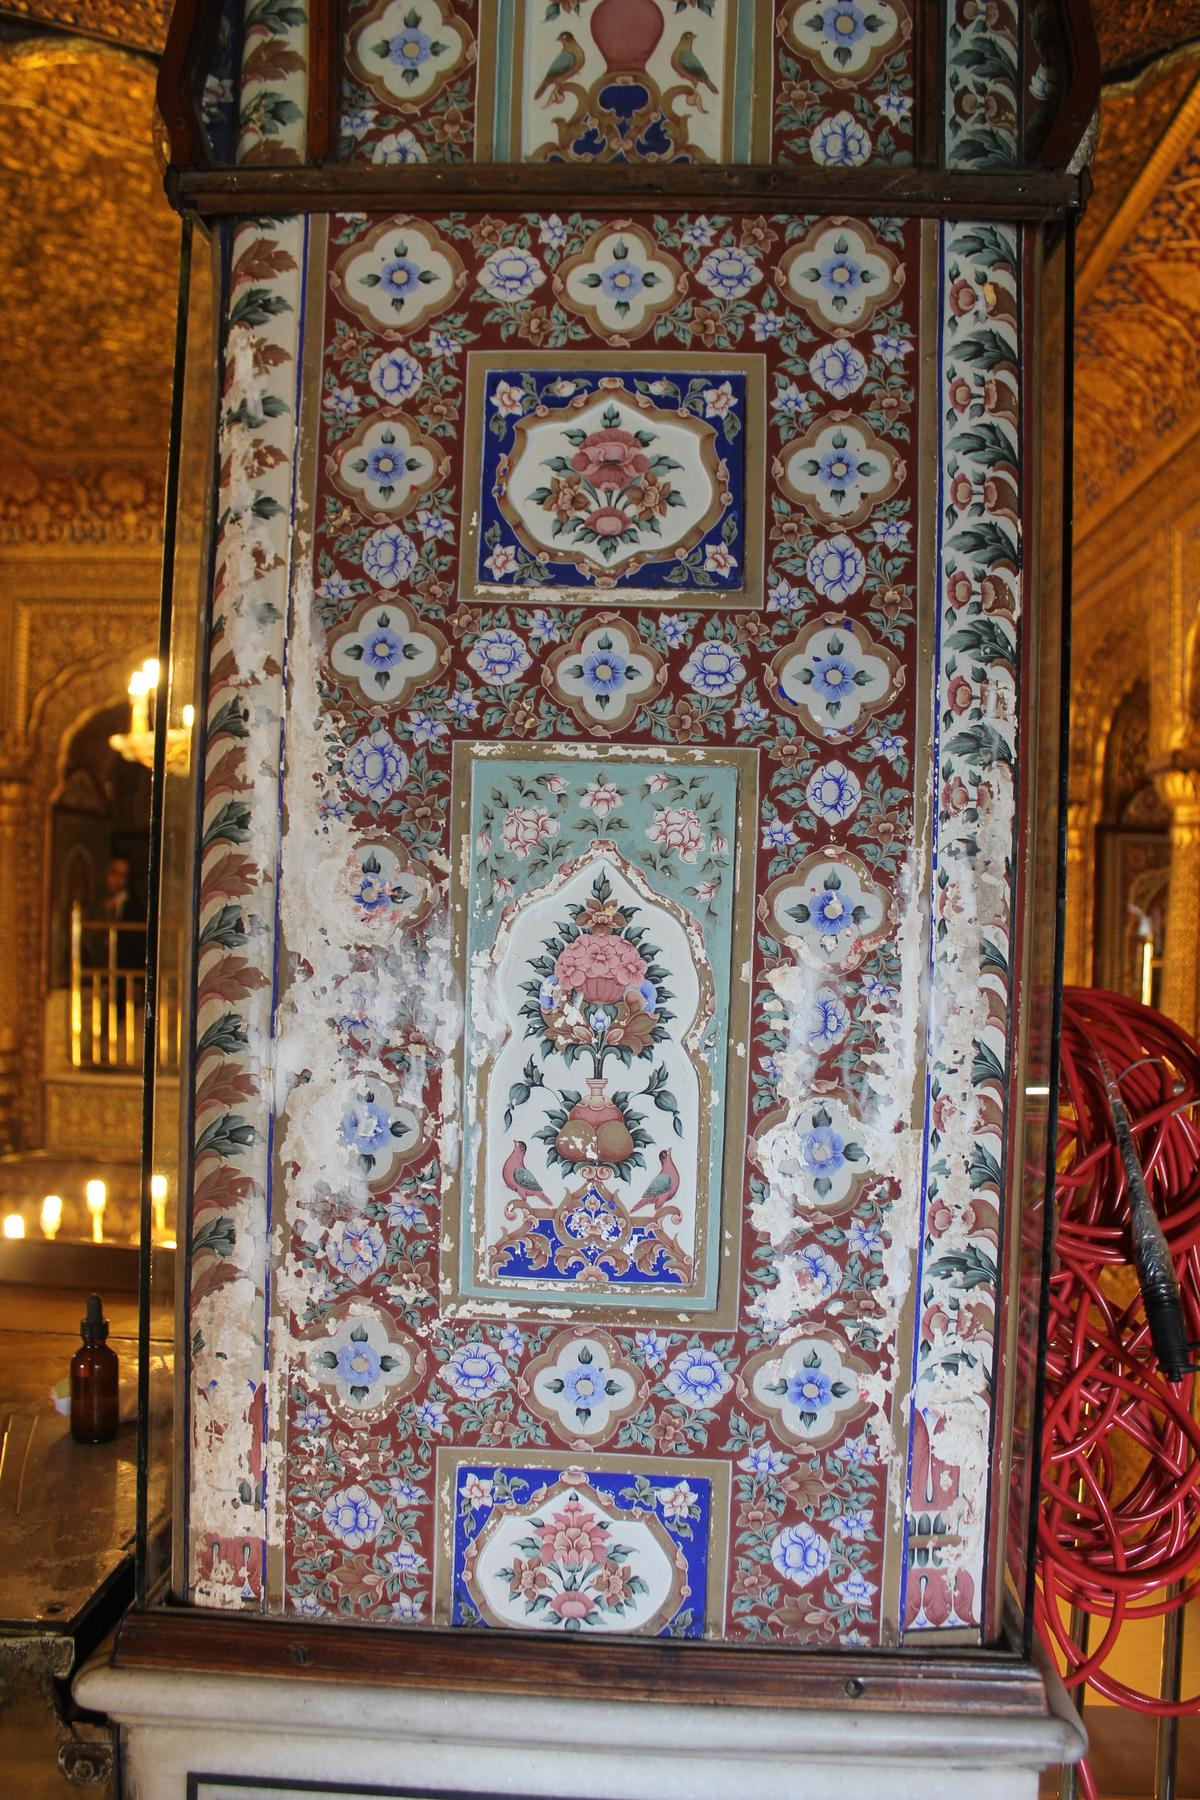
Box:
328, 595, 450, 711
767, 615, 902, 739
779, 219, 903, 333
782, 0, 910, 87
554, 222, 685, 343
347, 0, 475, 109
543, 613, 665, 734
740, 1335, 870, 1448
778, 413, 904, 529
306, 1306, 425, 1418
332, 216, 467, 338
518, 1328, 648, 1447
753, 1095, 873, 1222
760, 847, 893, 971
328, 414, 446, 521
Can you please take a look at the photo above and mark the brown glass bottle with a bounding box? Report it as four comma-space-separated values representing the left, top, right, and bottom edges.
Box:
70, 1294, 119, 1444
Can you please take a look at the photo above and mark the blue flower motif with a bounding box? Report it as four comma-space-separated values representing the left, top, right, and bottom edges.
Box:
768, 579, 803, 613
838, 1572, 876, 1608
664, 1346, 731, 1412
752, 309, 783, 342
876, 90, 912, 126
795, 1243, 842, 1298
873, 332, 909, 364
875, 519, 910, 551
444, 1343, 509, 1399
428, 328, 459, 358
735, 695, 768, 730
583, 647, 628, 692
799, 1124, 847, 1176
384, 1537, 425, 1574
810, 889, 854, 935
529, 611, 561, 647
849, 1221, 881, 1258
328, 1219, 385, 1279
342, 1096, 393, 1156
784, 1368, 834, 1413
589, 1007, 612, 1035
293, 1592, 326, 1617
658, 615, 689, 648
379, 256, 423, 301
318, 571, 354, 602
773, 381, 809, 421
389, 1477, 425, 1505
384, 26, 433, 66
363, 443, 409, 488
762, 819, 797, 850
467, 628, 531, 687
810, 651, 859, 704
807, 535, 866, 602
449, 690, 479, 723
843, 1432, 877, 1467
417, 1400, 447, 1433
409, 710, 447, 748
479, 246, 545, 303
810, 994, 850, 1050
818, 447, 864, 489
295, 1401, 330, 1435
387, 1198, 425, 1231
357, 620, 407, 673
539, 214, 568, 249
739, 1444, 789, 1476
871, 732, 905, 762
811, 111, 872, 169
771, 1520, 831, 1585
343, 728, 407, 804
697, 245, 761, 300
341, 106, 375, 138
561, 1362, 612, 1410
415, 506, 449, 540
372, 129, 425, 165
807, 760, 861, 823
833, 1508, 870, 1541
809, 339, 868, 399
334, 1339, 382, 1387
599, 259, 646, 301
818, 250, 865, 296
323, 1484, 382, 1549
327, 384, 359, 419
636, 1329, 668, 1366
818, 2, 866, 44
498, 1325, 523, 1357
369, 349, 423, 406
682, 640, 745, 697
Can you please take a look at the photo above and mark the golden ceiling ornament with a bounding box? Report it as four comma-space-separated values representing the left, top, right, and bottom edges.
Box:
0, 37, 177, 458
1091, 0, 1200, 74
0, 1, 169, 54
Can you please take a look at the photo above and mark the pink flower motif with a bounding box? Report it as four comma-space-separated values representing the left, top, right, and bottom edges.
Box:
583, 506, 630, 538
538, 1497, 609, 1569
704, 542, 737, 576
555, 932, 648, 1004
647, 805, 705, 864
492, 379, 526, 416
484, 543, 519, 578
582, 780, 622, 817
703, 380, 735, 418
549, 1589, 597, 1622
501, 806, 559, 860
571, 428, 650, 491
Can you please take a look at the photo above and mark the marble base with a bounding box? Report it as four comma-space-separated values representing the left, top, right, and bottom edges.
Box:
77, 1652, 1084, 1800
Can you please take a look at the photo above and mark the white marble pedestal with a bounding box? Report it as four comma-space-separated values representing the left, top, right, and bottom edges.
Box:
77, 1650, 1084, 1800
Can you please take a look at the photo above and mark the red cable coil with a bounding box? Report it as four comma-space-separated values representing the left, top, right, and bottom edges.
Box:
1036, 988, 1200, 1795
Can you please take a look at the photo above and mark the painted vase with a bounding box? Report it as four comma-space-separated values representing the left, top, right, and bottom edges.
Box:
590, 0, 665, 73
555, 1077, 635, 1166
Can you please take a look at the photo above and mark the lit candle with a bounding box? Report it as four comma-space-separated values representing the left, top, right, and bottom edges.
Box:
86, 1179, 107, 1244
1140, 936, 1154, 1009
150, 1172, 168, 1239
2, 1214, 25, 1239
182, 704, 195, 729
40, 1194, 63, 1240
128, 668, 149, 737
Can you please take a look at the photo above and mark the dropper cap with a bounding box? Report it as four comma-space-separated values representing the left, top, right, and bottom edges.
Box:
80, 1293, 109, 1344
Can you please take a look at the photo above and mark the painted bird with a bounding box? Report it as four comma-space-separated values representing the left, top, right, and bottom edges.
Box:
670, 32, 718, 111
534, 31, 585, 104
634, 1148, 681, 1212
501, 1141, 548, 1200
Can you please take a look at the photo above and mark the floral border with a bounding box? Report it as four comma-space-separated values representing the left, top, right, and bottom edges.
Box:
187, 216, 308, 1606
944, 0, 1019, 170
903, 219, 1022, 1633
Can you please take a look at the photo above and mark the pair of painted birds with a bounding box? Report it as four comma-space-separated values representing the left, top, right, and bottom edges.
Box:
534, 30, 718, 104
502, 1141, 681, 1211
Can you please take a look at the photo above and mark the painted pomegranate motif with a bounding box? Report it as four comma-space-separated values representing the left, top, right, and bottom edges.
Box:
555, 1077, 637, 1166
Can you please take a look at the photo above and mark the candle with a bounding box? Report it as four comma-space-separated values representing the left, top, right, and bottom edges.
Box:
2, 1214, 25, 1239
85, 1179, 106, 1244
40, 1194, 63, 1239
150, 1173, 168, 1239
